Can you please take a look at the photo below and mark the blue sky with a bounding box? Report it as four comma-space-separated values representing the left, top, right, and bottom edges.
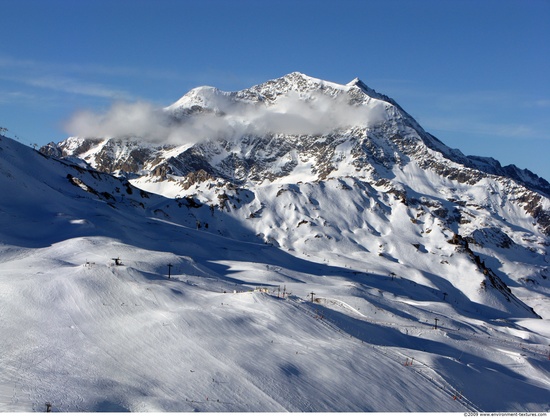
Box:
1, 0, 549, 180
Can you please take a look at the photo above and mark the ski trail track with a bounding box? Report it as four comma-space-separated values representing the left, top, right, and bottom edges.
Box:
286, 296, 479, 412
305, 294, 550, 412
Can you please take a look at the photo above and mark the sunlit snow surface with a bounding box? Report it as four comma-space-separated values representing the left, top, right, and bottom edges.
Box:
1, 136, 549, 412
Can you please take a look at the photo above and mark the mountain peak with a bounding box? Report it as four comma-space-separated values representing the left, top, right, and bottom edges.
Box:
347, 77, 370, 91
166, 85, 225, 112
263, 72, 354, 94
281, 73, 373, 94
347, 76, 362, 85
284, 71, 311, 79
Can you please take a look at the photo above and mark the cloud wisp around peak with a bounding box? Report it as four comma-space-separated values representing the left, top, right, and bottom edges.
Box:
64, 89, 388, 145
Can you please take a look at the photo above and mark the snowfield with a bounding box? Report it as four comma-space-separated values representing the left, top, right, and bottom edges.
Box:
2, 95, 550, 413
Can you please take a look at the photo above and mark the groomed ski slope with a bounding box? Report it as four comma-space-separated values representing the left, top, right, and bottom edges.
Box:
1, 231, 549, 412
0, 136, 549, 412
0, 236, 468, 412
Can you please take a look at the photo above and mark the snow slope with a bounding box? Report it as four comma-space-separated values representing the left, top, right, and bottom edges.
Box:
2, 131, 550, 410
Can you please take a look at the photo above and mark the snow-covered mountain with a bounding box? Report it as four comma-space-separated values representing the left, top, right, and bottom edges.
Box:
44, 72, 550, 230
2, 72, 549, 412
42, 72, 550, 298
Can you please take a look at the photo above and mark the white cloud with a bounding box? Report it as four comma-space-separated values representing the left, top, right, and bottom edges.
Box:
65, 102, 168, 139
0, 55, 176, 102
0, 55, 181, 82
424, 116, 550, 141
23, 75, 133, 100
64, 91, 388, 144
532, 99, 550, 108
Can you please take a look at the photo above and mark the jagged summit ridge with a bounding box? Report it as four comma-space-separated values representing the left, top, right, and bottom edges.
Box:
167, 72, 382, 113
